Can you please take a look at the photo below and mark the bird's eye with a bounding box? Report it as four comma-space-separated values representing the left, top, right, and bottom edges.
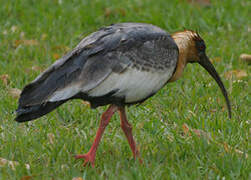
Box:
197, 41, 205, 51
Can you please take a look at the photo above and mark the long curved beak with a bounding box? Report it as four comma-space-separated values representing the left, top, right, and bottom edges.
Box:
198, 53, 231, 118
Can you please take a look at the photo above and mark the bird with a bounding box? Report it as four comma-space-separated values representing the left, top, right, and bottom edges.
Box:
15, 23, 231, 167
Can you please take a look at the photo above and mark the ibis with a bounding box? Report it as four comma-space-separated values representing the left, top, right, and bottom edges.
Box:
15, 23, 231, 167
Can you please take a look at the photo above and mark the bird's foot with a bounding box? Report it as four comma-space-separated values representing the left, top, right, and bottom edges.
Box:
134, 150, 143, 164
137, 156, 143, 164
75, 152, 96, 167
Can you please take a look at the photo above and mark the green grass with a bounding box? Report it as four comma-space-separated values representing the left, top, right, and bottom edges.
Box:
0, 0, 250, 179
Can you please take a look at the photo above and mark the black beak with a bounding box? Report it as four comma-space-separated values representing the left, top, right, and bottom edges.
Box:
198, 53, 231, 118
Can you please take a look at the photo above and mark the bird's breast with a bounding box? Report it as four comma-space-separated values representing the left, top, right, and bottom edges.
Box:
88, 66, 175, 103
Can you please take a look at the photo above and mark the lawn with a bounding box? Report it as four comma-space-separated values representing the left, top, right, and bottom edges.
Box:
0, 0, 250, 179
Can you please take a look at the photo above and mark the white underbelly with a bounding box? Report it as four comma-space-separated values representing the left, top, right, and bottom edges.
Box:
88, 67, 174, 102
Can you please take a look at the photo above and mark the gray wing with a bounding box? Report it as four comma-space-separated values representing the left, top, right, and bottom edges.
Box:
18, 23, 178, 107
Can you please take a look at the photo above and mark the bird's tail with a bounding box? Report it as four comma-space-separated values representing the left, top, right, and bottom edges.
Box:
15, 101, 66, 122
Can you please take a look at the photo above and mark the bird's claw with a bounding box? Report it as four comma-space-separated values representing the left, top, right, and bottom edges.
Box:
75, 153, 95, 167
138, 157, 143, 164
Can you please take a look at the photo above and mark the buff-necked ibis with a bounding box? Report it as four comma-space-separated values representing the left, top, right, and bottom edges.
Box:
15, 23, 231, 167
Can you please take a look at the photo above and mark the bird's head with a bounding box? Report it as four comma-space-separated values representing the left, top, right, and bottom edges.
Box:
171, 30, 232, 118
171, 30, 207, 63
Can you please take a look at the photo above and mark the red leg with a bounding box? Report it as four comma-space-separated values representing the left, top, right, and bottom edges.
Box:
75, 105, 117, 167
118, 106, 141, 162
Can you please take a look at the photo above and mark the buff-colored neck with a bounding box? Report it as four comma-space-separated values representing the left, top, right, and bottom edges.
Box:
168, 31, 195, 82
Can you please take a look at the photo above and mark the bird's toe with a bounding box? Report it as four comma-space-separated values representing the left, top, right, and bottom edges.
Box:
75, 153, 96, 167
